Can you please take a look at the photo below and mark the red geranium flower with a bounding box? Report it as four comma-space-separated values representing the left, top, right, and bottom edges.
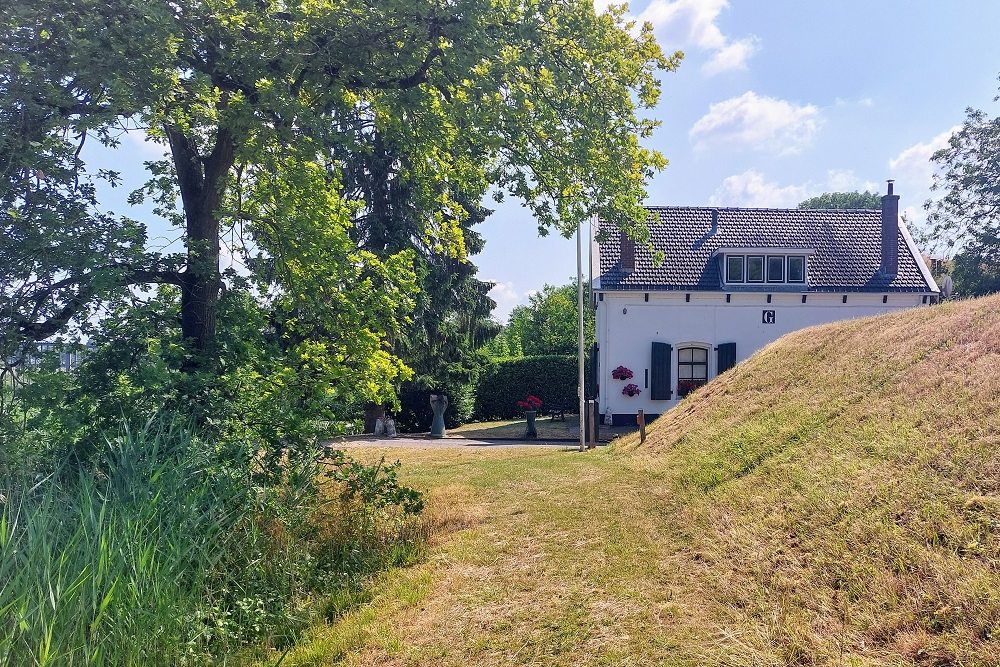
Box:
516, 394, 543, 410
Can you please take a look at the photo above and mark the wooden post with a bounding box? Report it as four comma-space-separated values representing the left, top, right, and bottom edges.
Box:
637, 410, 646, 444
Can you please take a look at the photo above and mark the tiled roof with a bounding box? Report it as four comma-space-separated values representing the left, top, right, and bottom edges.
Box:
598, 207, 937, 293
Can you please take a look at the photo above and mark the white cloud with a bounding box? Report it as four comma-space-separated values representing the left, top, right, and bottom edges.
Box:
709, 169, 881, 208
709, 170, 810, 208
487, 281, 527, 323
689, 91, 822, 155
702, 36, 760, 76
834, 96, 874, 108
593, 0, 617, 13
825, 168, 878, 194
888, 126, 959, 197
885, 126, 960, 245
636, 0, 759, 75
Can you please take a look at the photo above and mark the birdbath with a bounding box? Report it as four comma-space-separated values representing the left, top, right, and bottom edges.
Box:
429, 393, 448, 438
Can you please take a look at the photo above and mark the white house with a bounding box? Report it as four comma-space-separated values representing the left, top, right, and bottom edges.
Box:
592, 183, 939, 425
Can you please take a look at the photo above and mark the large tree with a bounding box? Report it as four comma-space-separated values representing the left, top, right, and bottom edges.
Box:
1, 0, 677, 390
797, 191, 881, 209
923, 79, 1000, 296
488, 282, 595, 358
340, 128, 499, 427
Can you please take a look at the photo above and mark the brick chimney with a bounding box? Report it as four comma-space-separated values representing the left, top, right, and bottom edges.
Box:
880, 180, 899, 278
619, 231, 635, 273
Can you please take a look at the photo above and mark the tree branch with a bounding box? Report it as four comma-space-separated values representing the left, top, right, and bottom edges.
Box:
9, 265, 186, 343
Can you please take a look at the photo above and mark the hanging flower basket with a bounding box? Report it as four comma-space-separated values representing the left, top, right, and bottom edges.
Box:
611, 365, 634, 380
622, 383, 641, 397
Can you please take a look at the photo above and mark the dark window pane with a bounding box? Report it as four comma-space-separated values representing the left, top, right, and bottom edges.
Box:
767, 256, 785, 282
787, 256, 805, 282
726, 255, 744, 283
747, 256, 764, 282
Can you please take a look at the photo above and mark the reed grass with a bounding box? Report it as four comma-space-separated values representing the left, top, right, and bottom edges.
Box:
1, 420, 322, 665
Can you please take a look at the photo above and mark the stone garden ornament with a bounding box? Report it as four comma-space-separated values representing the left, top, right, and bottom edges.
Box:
429, 393, 448, 438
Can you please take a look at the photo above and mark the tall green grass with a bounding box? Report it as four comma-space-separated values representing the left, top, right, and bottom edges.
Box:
0, 421, 309, 665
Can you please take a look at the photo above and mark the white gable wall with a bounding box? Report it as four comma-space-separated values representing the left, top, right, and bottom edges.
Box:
595, 290, 930, 421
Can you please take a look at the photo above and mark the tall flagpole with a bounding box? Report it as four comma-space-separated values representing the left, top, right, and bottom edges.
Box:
577, 222, 586, 453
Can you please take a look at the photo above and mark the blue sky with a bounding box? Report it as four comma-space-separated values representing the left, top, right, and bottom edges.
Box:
90, 1, 1000, 322
481, 0, 1000, 320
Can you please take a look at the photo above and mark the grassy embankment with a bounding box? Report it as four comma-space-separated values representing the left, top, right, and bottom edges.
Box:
278, 294, 1000, 666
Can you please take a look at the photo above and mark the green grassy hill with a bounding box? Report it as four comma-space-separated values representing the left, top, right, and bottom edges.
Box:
619, 294, 1000, 664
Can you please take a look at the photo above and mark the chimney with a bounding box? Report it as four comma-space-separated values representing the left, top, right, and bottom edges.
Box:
880, 180, 899, 277
619, 231, 635, 273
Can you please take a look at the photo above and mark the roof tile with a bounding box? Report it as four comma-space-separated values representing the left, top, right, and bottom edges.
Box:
598, 207, 934, 293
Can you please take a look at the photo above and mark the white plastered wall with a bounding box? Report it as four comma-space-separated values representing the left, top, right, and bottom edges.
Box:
594, 290, 931, 419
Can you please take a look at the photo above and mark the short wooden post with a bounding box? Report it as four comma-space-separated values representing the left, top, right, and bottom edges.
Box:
637, 409, 646, 444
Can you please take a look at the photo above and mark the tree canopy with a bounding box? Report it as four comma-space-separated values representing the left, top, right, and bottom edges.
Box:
924, 76, 1000, 296
2, 0, 678, 411
487, 282, 595, 358
797, 191, 881, 209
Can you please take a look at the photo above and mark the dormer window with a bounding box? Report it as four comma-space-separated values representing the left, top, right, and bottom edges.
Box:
717, 249, 813, 287
767, 256, 785, 282
726, 255, 744, 283
787, 256, 806, 283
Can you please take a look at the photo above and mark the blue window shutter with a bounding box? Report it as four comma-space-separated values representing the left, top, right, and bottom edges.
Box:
717, 342, 737, 374
650, 342, 672, 400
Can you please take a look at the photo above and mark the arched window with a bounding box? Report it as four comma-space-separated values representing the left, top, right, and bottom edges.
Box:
677, 346, 708, 397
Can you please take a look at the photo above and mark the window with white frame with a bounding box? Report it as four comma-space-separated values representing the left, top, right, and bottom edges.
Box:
724, 254, 808, 286
787, 255, 806, 282
677, 346, 708, 397
726, 255, 745, 283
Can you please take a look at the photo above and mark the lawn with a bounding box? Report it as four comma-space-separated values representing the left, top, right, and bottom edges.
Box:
272, 445, 712, 666
449, 414, 633, 442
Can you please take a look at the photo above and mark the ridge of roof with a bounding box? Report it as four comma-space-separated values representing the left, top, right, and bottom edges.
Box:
638, 206, 880, 214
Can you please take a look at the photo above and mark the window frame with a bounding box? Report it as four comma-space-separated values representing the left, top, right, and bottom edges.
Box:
787, 255, 806, 283
766, 255, 785, 283
725, 255, 745, 283
676, 345, 709, 398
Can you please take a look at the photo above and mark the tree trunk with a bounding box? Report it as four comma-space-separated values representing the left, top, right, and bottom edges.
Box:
364, 402, 386, 434
180, 211, 221, 357
166, 124, 235, 368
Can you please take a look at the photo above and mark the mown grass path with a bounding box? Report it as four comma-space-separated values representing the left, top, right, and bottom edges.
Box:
279, 446, 714, 666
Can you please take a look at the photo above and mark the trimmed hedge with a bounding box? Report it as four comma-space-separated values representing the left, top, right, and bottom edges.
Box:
474, 355, 578, 420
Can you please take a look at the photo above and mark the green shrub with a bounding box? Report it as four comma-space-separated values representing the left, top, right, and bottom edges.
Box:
0, 418, 424, 666
474, 355, 578, 420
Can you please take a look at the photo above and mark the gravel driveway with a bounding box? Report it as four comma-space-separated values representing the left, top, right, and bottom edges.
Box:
325, 435, 588, 449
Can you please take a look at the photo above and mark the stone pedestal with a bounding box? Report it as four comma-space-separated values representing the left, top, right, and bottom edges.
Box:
429, 393, 448, 438
524, 410, 537, 439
